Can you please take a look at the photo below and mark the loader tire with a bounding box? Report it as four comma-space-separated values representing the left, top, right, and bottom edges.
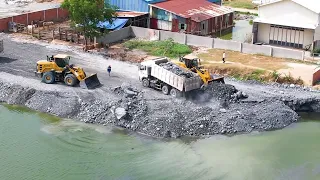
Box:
42, 71, 55, 84
162, 85, 170, 95
64, 74, 77, 86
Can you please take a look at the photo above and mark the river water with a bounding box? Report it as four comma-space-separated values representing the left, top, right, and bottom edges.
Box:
1, 104, 320, 180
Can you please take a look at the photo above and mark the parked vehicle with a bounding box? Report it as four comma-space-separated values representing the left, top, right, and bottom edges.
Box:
138, 57, 202, 97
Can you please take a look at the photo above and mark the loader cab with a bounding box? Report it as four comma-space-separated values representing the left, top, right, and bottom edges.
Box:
47, 54, 71, 68
180, 54, 200, 69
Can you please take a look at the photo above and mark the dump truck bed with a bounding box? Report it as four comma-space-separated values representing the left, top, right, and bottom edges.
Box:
151, 63, 201, 92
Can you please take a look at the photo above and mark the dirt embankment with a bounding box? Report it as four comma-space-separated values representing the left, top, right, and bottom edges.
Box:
0, 71, 319, 138
1, 36, 320, 138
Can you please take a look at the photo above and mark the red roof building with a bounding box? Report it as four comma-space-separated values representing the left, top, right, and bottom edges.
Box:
149, 0, 234, 35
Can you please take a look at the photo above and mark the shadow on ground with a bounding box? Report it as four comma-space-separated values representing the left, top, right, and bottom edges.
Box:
0, 57, 18, 64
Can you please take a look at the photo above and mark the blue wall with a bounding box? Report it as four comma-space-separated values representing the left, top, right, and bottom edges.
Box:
106, 0, 166, 12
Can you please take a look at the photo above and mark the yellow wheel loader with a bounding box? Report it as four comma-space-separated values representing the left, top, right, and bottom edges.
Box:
175, 54, 225, 86
34, 54, 101, 89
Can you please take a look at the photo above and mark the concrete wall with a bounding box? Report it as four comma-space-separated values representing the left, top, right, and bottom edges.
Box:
187, 34, 213, 48
97, 27, 132, 44
160, 31, 185, 44
242, 43, 271, 56
101, 26, 305, 60
272, 46, 303, 60
214, 39, 241, 51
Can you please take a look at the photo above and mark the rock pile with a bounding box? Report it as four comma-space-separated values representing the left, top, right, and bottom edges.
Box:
203, 82, 249, 102
159, 62, 194, 78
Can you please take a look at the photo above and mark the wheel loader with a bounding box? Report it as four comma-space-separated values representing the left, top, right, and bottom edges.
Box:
34, 54, 101, 89
175, 54, 225, 86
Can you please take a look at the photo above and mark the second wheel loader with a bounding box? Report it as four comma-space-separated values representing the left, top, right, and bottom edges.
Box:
175, 54, 225, 86
34, 54, 101, 89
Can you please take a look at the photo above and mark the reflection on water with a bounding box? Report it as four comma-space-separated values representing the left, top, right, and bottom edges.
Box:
1, 104, 320, 180
218, 20, 253, 42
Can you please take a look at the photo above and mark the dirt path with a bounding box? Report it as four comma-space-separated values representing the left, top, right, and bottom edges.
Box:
278, 63, 318, 85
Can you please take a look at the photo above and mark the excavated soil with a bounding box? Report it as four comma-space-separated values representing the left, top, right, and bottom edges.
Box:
0, 34, 320, 138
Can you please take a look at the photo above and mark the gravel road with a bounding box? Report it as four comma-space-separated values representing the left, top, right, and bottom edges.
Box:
1, 34, 319, 138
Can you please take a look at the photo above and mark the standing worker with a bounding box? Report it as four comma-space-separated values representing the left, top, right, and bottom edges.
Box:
107, 65, 111, 76
222, 51, 226, 63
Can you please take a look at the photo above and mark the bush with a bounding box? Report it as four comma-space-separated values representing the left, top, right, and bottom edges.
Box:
124, 39, 192, 58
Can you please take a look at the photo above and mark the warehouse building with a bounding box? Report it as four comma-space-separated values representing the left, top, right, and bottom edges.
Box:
253, 0, 320, 50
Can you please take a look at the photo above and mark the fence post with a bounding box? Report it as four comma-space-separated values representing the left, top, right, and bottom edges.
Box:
270, 47, 273, 57
38, 30, 40, 40
240, 43, 243, 53
57, 8, 59, 20
65, 30, 68, 41
52, 30, 54, 40
94, 37, 97, 48
158, 30, 161, 41
212, 38, 215, 48
58, 27, 61, 40
302, 51, 305, 61
184, 33, 187, 45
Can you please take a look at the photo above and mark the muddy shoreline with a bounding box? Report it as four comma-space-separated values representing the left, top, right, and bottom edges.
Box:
0, 36, 320, 138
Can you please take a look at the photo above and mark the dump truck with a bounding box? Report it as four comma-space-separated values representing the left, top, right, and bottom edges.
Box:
34, 54, 101, 89
175, 54, 225, 86
0, 39, 3, 54
138, 57, 202, 97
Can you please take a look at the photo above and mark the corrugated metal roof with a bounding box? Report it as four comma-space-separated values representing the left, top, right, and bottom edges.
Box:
150, 0, 233, 22
116, 11, 148, 17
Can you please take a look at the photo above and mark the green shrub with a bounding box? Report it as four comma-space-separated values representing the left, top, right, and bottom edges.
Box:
124, 39, 192, 58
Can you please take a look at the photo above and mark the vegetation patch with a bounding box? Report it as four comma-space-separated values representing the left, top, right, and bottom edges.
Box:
223, 0, 256, 9
124, 39, 192, 58
206, 64, 304, 85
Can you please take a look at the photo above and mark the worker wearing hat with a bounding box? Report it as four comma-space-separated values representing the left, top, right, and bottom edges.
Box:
107, 65, 111, 76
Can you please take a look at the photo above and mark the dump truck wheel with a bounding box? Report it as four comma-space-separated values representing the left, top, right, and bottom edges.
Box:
64, 74, 77, 86
170, 88, 182, 97
142, 78, 150, 87
42, 71, 55, 84
162, 85, 170, 95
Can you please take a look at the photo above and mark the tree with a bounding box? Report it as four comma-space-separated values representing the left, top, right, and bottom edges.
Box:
61, 0, 117, 38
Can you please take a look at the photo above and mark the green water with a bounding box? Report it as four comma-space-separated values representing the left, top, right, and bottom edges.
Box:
1, 105, 320, 180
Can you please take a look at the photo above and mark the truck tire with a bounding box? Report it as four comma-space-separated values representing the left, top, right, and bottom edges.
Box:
64, 74, 77, 86
142, 78, 150, 87
162, 85, 170, 95
42, 71, 55, 84
170, 88, 182, 98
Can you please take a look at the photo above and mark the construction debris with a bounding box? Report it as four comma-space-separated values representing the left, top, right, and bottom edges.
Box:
159, 62, 195, 78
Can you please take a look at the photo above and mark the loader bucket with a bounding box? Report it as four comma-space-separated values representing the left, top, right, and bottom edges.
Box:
79, 73, 101, 89
211, 77, 225, 84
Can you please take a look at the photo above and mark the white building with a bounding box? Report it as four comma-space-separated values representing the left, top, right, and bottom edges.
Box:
253, 0, 320, 50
